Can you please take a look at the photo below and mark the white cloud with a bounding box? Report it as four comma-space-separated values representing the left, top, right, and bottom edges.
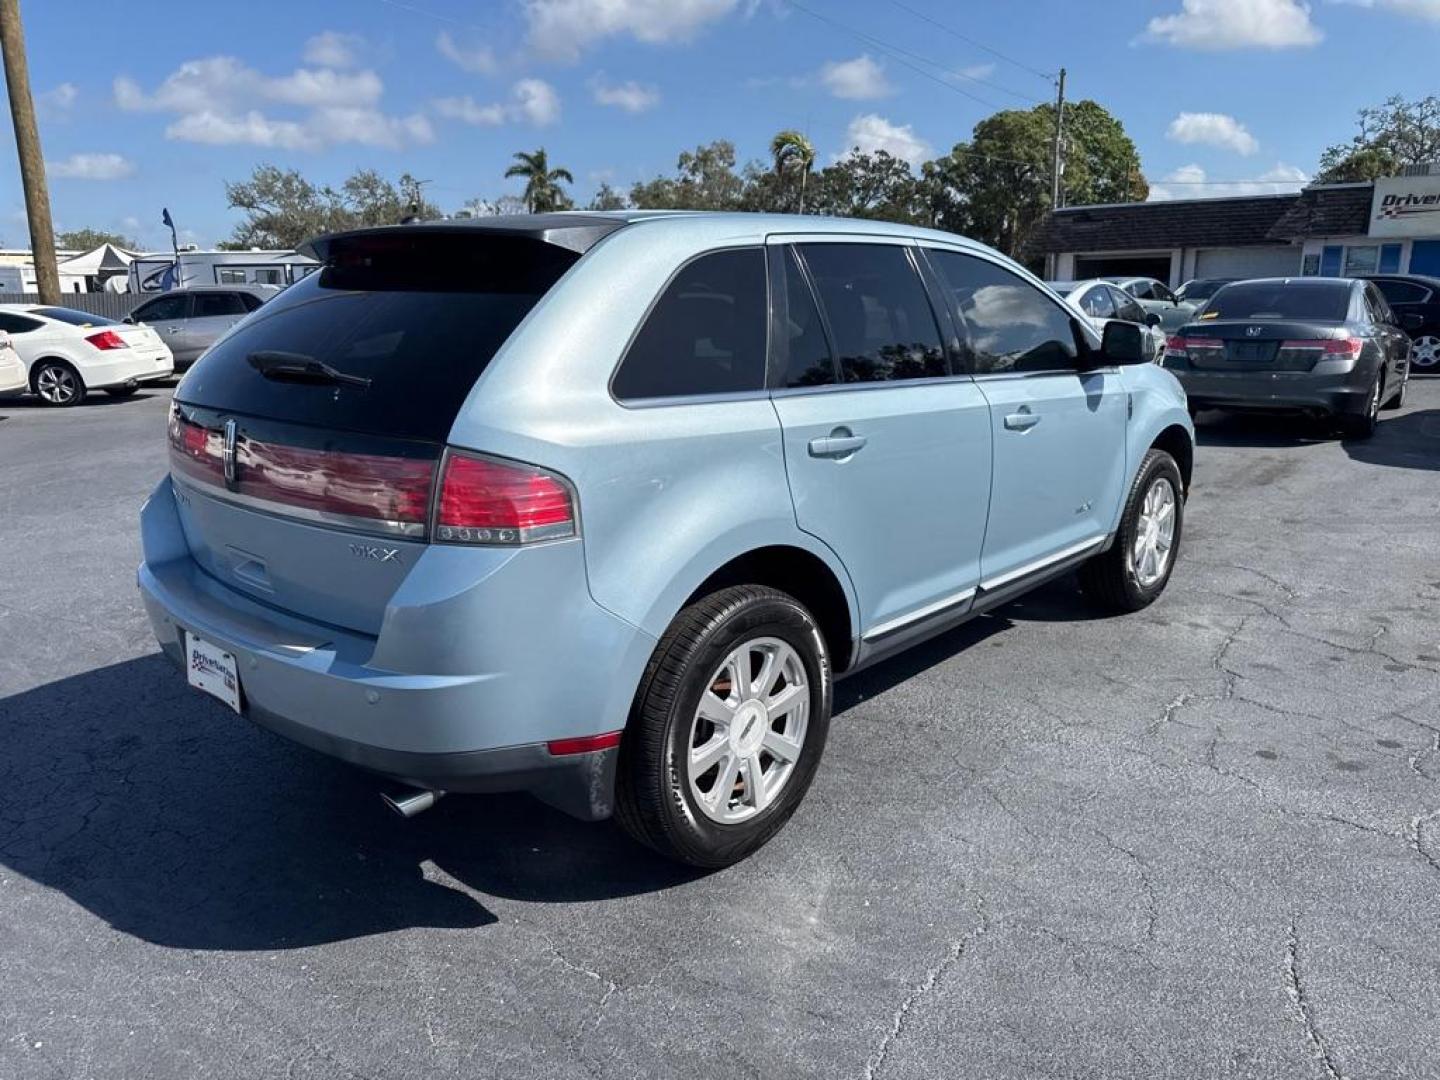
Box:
1331, 0, 1440, 19
959, 62, 996, 80
1166, 112, 1259, 155
436, 30, 499, 74
303, 31, 364, 68
839, 114, 931, 168
818, 55, 893, 100
1145, 0, 1323, 48
1148, 162, 1309, 200
433, 79, 561, 127
115, 55, 428, 151
590, 75, 660, 112
524, 0, 739, 62
47, 152, 136, 181
38, 82, 78, 112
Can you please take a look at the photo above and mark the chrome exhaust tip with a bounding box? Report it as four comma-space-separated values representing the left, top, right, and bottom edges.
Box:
381, 787, 445, 818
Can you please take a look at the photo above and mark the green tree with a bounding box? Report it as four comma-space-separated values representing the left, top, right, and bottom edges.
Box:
630, 141, 747, 210
770, 129, 817, 213
587, 181, 628, 210
224, 165, 443, 248
810, 151, 922, 224
1317, 94, 1440, 183
504, 148, 575, 213
56, 227, 137, 251
931, 100, 1144, 256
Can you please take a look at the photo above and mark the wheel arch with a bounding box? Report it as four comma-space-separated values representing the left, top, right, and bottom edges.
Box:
1150, 423, 1193, 497
29, 354, 84, 391
681, 544, 858, 675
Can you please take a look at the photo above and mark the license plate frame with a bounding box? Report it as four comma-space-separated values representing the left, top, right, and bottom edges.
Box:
184, 630, 243, 714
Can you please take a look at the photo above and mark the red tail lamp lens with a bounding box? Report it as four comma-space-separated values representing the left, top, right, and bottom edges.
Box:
435, 452, 576, 545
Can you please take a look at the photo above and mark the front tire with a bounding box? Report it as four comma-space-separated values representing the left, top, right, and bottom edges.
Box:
32, 359, 86, 407
615, 585, 832, 868
1079, 448, 1184, 613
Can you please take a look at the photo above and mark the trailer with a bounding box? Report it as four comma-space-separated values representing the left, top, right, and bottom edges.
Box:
127, 249, 319, 293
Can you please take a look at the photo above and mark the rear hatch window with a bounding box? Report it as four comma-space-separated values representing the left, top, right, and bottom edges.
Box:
175, 231, 578, 442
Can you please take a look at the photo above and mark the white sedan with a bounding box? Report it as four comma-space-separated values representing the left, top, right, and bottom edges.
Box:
0, 331, 25, 396
0, 304, 173, 406
1047, 280, 1167, 363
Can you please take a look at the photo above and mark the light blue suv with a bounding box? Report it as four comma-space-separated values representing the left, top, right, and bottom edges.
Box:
138, 212, 1193, 866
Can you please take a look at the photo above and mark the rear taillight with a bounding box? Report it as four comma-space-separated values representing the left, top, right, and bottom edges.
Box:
235, 438, 433, 534
1277, 337, 1363, 358
1165, 336, 1223, 361
435, 451, 576, 545
86, 329, 129, 350
168, 404, 222, 484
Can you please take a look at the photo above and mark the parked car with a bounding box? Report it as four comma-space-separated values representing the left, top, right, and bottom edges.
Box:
1164, 277, 1412, 438
125, 285, 276, 371
1049, 279, 1166, 362
0, 304, 173, 406
0, 331, 25, 396
139, 213, 1194, 867
1359, 273, 1440, 375
1174, 278, 1235, 305
1105, 276, 1197, 333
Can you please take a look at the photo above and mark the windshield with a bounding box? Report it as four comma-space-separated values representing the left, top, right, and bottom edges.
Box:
1178, 280, 1226, 302
32, 307, 119, 327
1201, 282, 1351, 322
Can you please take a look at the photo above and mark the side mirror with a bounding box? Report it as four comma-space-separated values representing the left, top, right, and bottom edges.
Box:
122, 315, 135, 324
1145, 312, 1162, 328
1099, 320, 1149, 365
1401, 312, 1424, 331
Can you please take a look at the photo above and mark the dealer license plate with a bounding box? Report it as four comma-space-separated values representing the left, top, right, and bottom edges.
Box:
185, 631, 242, 714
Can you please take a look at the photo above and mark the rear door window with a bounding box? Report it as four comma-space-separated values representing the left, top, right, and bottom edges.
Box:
1079, 286, 1115, 319
778, 247, 838, 388
176, 232, 579, 442
797, 243, 946, 383
193, 292, 248, 317
1375, 279, 1429, 304
929, 250, 1079, 375
612, 248, 768, 401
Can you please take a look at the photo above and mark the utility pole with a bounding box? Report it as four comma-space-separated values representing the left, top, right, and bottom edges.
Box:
1050, 67, 1067, 211
0, 0, 59, 303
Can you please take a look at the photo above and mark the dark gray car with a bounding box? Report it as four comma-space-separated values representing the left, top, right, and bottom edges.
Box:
124, 286, 275, 370
1163, 277, 1413, 438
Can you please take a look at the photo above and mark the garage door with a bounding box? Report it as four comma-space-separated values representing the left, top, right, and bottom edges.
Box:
1194, 247, 1300, 279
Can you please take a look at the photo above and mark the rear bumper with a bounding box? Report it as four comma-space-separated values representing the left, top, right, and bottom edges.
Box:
137, 476, 656, 820
80, 350, 173, 389
1170, 362, 1375, 415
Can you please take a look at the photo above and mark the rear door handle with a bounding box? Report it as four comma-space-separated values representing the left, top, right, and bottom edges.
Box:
1004, 408, 1041, 431
808, 430, 868, 459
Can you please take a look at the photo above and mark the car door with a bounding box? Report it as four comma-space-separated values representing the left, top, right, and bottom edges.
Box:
1363, 284, 1409, 386
188, 291, 251, 358
928, 249, 1129, 590
768, 239, 992, 646
130, 293, 194, 362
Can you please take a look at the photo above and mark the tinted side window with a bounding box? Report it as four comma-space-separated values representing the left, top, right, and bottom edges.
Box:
798, 243, 945, 383
239, 293, 267, 312
194, 292, 248, 317
1111, 287, 1147, 323
133, 295, 188, 322
1079, 286, 1114, 319
1126, 281, 1153, 300
0, 313, 42, 333
1375, 279, 1428, 304
613, 248, 768, 401
779, 248, 837, 388
930, 251, 1079, 375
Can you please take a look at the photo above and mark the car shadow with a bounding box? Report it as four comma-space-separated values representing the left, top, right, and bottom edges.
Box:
0, 390, 166, 410
1, 579, 1104, 951
0, 655, 702, 951
1343, 408, 1440, 472
1192, 408, 1335, 448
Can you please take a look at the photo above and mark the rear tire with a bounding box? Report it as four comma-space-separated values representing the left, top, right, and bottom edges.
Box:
615, 585, 832, 868
1079, 448, 1184, 613
31, 359, 86, 407
1383, 366, 1407, 410
1340, 372, 1382, 439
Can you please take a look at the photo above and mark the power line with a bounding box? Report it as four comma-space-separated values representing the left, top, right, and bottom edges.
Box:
780, 0, 1002, 111
883, 0, 1056, 82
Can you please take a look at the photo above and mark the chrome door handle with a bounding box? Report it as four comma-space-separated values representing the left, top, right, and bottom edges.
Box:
1004, 409, 1041, 432
165, 327, 181, 333
808, 430, 868, 458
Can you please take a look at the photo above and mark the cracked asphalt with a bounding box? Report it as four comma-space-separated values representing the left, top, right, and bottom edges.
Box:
2, 381, 1439, 1080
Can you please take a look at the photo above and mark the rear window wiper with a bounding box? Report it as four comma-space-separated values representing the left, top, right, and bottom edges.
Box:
247, 350, 371, 389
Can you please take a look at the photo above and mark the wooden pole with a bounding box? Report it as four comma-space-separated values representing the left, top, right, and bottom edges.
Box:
0, 0, 59, 303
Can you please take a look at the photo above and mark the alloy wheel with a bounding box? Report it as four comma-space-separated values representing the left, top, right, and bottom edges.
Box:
1130, 477, 1177, 588
686, 636, 809, 825
1412, 335, 1440, 370
35, 364, 78, 405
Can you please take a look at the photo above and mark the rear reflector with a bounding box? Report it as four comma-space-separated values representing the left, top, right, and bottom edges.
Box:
435, 451, 576, 545
547, 731, 622, 756
86, 330, 129, 351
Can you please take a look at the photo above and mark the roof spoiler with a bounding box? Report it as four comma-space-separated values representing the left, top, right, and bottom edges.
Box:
299, 216, 628, 263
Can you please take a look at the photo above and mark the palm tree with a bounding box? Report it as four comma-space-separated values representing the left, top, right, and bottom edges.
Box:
770, 129, 816, 214
504, 148, 574, 214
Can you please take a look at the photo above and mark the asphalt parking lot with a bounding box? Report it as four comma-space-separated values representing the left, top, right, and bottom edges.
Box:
2, 382, 1438, 1080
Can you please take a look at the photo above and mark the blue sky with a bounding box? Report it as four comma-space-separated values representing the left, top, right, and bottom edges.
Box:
4, 0, 1439, 251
